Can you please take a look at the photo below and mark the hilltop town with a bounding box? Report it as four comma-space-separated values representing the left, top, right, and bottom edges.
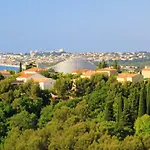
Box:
0, 50, 150, 72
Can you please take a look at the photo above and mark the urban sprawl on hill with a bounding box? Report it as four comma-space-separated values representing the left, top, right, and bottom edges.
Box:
1, 50, 150, 149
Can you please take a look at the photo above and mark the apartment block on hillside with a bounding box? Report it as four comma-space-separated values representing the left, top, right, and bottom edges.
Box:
117, 73, 143, 83
96, 68, 118, 76
142, 68, 150, 79
80, 68, 118, 78
15, 67, 55, 90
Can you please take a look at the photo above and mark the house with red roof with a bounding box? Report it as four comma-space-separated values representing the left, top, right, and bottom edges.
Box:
79, 68, 118, 78
16, 67, 55, 90
23, 67, 46, 74
0, 70, 11, 78
96, 68, 118, 76
117, 73, 143, 83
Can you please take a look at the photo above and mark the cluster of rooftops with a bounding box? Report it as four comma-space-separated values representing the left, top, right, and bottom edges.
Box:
1, 58, 150, 89
72, 67, 150, 83
0, 66, 150, 91
0, 67, 55, 90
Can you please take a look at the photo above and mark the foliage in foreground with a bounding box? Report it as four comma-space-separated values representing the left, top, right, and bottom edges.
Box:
0, 74, 150, 150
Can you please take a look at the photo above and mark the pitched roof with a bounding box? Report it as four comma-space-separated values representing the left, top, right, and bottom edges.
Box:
17, 67, 45, 77
17, 73, 34, 79
0, 70, 10, 75
117, 73, 138, 78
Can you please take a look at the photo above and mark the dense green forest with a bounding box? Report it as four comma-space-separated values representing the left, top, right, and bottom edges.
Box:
1, 72, 150, 150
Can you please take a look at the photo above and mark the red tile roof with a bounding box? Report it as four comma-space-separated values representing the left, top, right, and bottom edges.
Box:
0, 70, 10, 75
17, 73, 34, 79
17, 67, 45, 77
117, 73, 138, 78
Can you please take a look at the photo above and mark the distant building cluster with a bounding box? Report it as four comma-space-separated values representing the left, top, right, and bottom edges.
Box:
1, 51, 150, 89
0, 51, 150, 70
2, 58, 150, 92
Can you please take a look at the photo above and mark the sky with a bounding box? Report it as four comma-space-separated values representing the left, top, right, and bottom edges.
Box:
0, 0, 150, 53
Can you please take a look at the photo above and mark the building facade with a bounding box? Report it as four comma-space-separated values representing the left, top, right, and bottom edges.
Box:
117, 73, 143, 83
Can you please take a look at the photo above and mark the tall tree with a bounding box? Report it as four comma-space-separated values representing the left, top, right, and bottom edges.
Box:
104, 94, 114, 121
113, 60, 118, 69
113, 60, 122, 73
18, 62, 22, 72
98, 60, 108, 69
104, 100, 114, 121
147, 83, 150, 115
120, 99, 132, 127
138, 87, 146, 117
25, 62, 37, 70
130, 88, 139, 122
117, 95, 124, 122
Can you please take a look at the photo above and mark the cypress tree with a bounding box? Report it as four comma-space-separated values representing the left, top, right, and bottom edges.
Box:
113, 60, 121, 73
104, 94, 114, 121
104, 101, 114, 121
98, 62, 102, 69
131, 88, 139, 121
18, 62, 22, 72
120, 99, 132, 127
138, 87, 146, 117
147, 83, 150, 115
102, 60, 108, 68
98, 60, 108, 69
26, 62, 37, 70
117, 95, 123, 122
113, 60, 118, 69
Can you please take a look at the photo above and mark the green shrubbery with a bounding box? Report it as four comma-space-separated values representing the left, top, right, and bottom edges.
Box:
0, 74, 150, 149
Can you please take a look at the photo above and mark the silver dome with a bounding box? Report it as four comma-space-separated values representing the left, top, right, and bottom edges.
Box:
52, 58, 96, 74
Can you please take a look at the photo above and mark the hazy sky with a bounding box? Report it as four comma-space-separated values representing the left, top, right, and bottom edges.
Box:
0, 0, 150, 53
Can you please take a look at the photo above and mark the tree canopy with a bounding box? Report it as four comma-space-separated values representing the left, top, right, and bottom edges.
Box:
0, 72, 150, 149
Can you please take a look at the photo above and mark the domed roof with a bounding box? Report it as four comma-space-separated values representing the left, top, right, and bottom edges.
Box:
52, 58, 96, 74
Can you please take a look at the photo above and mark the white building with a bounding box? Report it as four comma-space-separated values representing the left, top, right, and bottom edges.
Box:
117, 73, 143, 83
16, 71, 55, 90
